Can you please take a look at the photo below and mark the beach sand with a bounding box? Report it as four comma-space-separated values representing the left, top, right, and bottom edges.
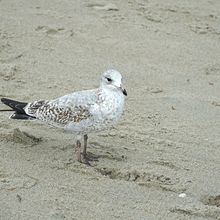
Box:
1, 0, 220, 219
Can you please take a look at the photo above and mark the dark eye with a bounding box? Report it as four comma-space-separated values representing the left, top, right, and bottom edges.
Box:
106, 77, 112, 82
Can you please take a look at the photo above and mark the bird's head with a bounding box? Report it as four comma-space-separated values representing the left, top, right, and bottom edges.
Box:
100, 69, 127, 96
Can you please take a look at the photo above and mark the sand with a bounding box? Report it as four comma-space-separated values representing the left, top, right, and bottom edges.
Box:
1, 0, 220, 219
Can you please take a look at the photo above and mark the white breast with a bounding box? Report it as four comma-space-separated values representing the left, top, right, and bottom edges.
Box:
65, 89, 125, 134
99, 90, 124, 124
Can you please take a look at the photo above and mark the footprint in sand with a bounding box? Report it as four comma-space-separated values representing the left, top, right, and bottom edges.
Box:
205, 64, 220, 76
95, 167, 187, 192
0, 64, 17, 81
0, 174, 38, 191
201, 194, 220, 207
35, 25, 73, 38
87, 3, 119, 11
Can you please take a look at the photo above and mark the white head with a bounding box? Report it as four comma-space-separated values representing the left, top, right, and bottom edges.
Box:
100, 69, 127, 96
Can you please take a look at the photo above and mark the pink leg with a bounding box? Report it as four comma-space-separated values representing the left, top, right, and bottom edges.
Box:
83, 134, 88, 157
76, 140, 82, 163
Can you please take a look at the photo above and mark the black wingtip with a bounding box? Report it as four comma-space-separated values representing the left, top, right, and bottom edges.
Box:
1, 98, 7, 103
10, 112, 35, 120
1, 98, 14, 103
0, 98, 27, 113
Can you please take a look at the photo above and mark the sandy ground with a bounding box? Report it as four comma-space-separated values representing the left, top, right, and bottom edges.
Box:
0, 0, 220, 219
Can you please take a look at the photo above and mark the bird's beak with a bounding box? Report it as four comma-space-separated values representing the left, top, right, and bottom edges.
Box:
120, 86, 127, 96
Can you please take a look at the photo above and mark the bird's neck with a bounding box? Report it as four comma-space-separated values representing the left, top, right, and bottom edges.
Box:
98, 87, 124, 104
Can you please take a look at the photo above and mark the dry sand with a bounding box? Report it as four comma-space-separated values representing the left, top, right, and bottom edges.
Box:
1, 0, 220, 219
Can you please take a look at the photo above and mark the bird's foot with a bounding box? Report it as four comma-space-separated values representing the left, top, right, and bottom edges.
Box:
79, 155, 91, 166
77, 153, 99, 166
76, 151, 91, 166
83, 152, 99, 162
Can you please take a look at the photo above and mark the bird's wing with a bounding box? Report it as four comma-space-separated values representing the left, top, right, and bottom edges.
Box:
24, 89, 100, 127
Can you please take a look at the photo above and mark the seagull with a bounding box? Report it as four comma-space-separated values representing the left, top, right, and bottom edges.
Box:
0, 69, 127, 164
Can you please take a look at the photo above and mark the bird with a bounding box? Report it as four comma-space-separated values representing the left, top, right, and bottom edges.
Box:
0, 69, 127, 164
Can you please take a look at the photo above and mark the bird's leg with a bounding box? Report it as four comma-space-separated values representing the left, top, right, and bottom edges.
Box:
76, 135, 90, 165
83, 134, 88, 158
76, 140, 82, 163
83, 134, 99, 162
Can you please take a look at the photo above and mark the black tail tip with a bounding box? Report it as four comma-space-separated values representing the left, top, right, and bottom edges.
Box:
1, 98, 15, 105
10, 112, 35, 120
1, 98, 7, 103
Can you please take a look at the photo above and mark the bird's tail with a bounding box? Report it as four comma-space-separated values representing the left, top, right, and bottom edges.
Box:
0, 98, 34, 120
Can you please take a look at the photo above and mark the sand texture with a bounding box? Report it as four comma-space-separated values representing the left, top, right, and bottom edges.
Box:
1, 0, 220, 219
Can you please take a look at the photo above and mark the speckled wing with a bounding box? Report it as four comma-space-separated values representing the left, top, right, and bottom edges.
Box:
24, 89, 99, 128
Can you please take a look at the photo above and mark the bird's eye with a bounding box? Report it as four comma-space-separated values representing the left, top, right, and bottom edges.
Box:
106, 77, 112, 82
